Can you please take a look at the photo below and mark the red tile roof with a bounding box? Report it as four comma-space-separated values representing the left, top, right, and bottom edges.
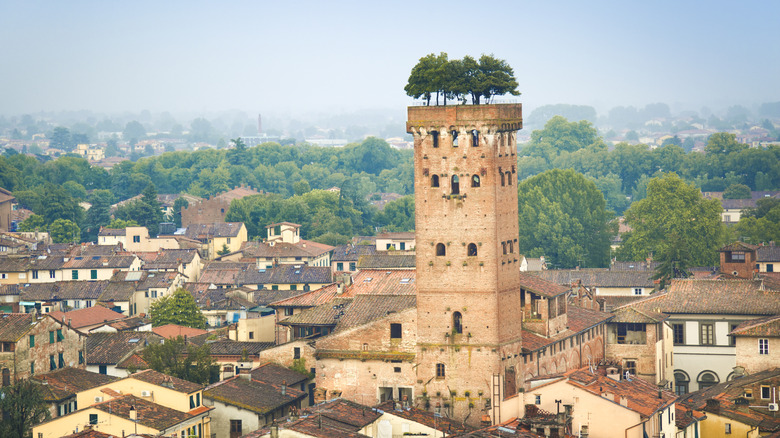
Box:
204, 376, 305, 414
518, 273, 569, 298
730, 314, 780, 337
48, 306, 126, 329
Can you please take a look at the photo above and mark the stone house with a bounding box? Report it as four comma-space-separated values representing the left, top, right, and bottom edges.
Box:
19, 281, 111, 313
730, 314, 780, 374
62, 254, 142, 281
85, 331, 163, 376
604, 306, 674, 388
331, 244, 377, 275
181, 185, 261, 228
719, 242, 759, 278
0, 313, 87, 381
756, 243, 780, 273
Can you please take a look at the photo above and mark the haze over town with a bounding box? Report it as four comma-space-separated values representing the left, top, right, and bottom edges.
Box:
2, 0, 779, 122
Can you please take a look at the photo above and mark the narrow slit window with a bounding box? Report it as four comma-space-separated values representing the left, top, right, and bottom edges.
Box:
471, 130, 479, 147
451, 130, 458, 147
432, 131, 439, 148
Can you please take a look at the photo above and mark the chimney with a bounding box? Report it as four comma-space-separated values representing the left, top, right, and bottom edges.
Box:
620, 396, 628, 407
336, 283, 344, 295
705, 398, 720, 413
281, 380, 286, 396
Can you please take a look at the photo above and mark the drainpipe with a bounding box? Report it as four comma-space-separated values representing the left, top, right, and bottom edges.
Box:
625, 419, 644, 438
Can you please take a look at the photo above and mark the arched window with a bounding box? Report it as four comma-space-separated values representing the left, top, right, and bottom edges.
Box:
432, 131, 439, 148
471, 130, 479, 147
674, 371, 689, 395
471, 175, 480, 188
697, 371, 719, 390
500, 172, 505, 187
467, 243, 478, 256
453, 312, 463, 334
431, 175, 439, 187
436, 243, 446, 256
451, 175, 460, 195
451, 130, 458, 147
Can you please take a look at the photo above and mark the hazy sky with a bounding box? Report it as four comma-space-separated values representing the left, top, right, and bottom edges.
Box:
2, 0, 779, 117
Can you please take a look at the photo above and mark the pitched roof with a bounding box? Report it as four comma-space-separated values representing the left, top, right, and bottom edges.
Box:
609, 306, 668, 324
270, 283, 342, 308
616, 279, 780, 316
331, 244, 378, 262
152, 324, 208, 339
90, 394, 207, 430
141, 248, 199, 270
48, 306, 126, 329
757, 244, 780, 262
32, 367, 118, 402
374, 401, 473, 434
238, 264, 333, 286
564, 366, 677, 418
20, 281, 109, 301
730, 314, 780, 337
250, 362, 310, 386
530, 269, 655, 288
522, 306, 613, 352
86, 332, 163, 365
238, 239, 333, 259
0, 313, 35, 342
204, 376, 305, 414
348, 270, 416, 296
203, 340, 274, 356
62, 255, 137, 269
128, 369, 204, 394
302, 398, 383, 430
335, 295, 416, 331
677, 368, 780, 432
216, 186, 261, 202
61, 430, 120, 438
357, 254, 416, 269
518, 273, 569, 298
98, 228, 126, 237
720, 241, 760, 252
279, 297, 353, 327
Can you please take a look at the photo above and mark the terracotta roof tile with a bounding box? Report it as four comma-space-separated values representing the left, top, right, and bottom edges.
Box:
758, 245, 780, 262
183, 222, 244, 240
250, 362, 310, 386
730, 314, 780, 337
20, 281, 109, 301
332, 244, 378, 262
270, 283, 343, 308
128, 369, 204, 394
335, 295, 416, 331
522, 307, 612, 352
279, 298, 353, 327
32, 367, 118, 402
0, 313, 35, 341
48, 306, 126, 329
204, 340, 274, 356
518, 273, 569, 298
531, 269, 655, 288
152, 324, 208, 339
86, 332, 163, 365
91, 394, 208, 430
348, 270, 416, 296
357, 254, 416, 269
374, 401, 473, 434
238, 239, 334, 259
617, 279, 780, 316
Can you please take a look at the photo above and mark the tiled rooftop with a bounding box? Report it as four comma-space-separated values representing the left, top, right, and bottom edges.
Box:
204, 376, 305, 414
335, 295, 416, 331
250, 362, 310, 386
20, 281, 110, 301
48, 306, 126, 329
531, 269, 655, 288
91, 394, 206, 430
128, 369, 204, 394
279, 297, 353, 327
331, 244, 378, 262
86, 332, 162, 365
0, 313, 36, 342
32, 367, 118, 402
152, 323, 208, 339
518, 273, 569, 298
357, 254, 416, 270
730, 314, 780, 337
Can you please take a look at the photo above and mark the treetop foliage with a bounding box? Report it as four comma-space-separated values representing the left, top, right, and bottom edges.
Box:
405, 53, 519, 105
150, 288, 207, 329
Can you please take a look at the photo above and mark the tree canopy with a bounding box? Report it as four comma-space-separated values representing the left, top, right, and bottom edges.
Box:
617, 173, 726, 285
517, 169, 615, 269
141, 336, 216, 385
405, 53, 519, 105
149, 288, 207, 329
0, 379, 50, 438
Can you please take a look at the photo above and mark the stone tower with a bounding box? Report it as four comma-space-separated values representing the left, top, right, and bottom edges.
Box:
407, 104, 524, 424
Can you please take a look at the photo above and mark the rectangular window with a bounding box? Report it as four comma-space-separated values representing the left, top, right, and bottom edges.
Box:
30, 361, 34, 375
759, 339, 769, 355
89, 414, 98, 425
390, 323, 402, 339
32, 270, 39, 280
336, 263, 343, 271
293, 347, 300, 359
672, 323, 684, 345
349, 262, 356, 271
534, 394, 541, 405
768, 263, 774, 272
730, 323, 739, 346
196, 393, 200, 407
132, 235, 140, 243
624, 360, 637, 375
57, 329, 63, 341
761, 385, 771, 399
272, 285, 278, 290
725, 423, 731, 434
90, 269, 97, 280
190, 395, 195, 409
729, 252, 745, 262
436, 363, 445, 378
29, 335, 35, 348
284, 308, 294, 316
700, 323, 714, 345
230, 420, 242, 435
49, 331, 54, 344
400, 242, 406, 250
744, 388, 753, 398
226, 237, 231, 244
58, 353, 64, 368
633, 288, 642, 295
49, 270, 56, 279
72, 270, 78, 280
79, 351, 84, 364
290, 284, 297, 291
432, 131, 439, 148
99, 365, 107, 375
249, 332, 254, 340
49, 355, 56, 371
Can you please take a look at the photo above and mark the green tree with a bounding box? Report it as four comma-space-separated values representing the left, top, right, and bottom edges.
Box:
470, 54, 520, 104
150, 288, 207, 329
617, 173, 726, 283
141, 336, 215, 385
528, 116, 602, 154
404, 52, 447, 105
0, 379, 50, 438
115, 184, 164, 236
17, 214, 45, 232
171, 197, 189, 228
723, 183, 751, 199
108, 218, 139, 228
82, 189, 114, 242
217, 243, 231, 256
49, 126, 72, 151
50, 219, 81, 243
517, 169, 615, 268
735, 198, 780, 244
705, 132, 747, 155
